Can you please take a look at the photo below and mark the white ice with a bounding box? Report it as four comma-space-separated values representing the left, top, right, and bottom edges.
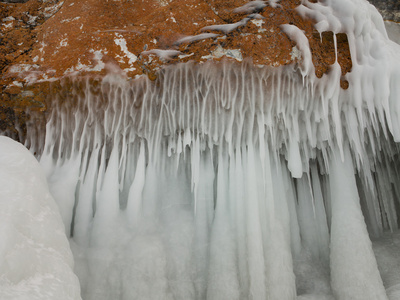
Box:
141, 49, 182, 61
174, 33, 220, 45
201, 18, 250, 34
0, 136, 81, 300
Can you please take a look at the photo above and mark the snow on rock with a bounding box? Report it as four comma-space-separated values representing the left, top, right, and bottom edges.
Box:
141, 49, 182, 61
201, 44, 243, 61
114, 34, 137, 66
0, 136, 81, 300
280, 24, 314, 78
233, 1, 268, 14
174, 33, 220, 45
201, 17, 251, 34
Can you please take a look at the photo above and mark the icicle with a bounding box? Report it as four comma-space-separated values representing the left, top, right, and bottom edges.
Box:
329, 145, 387, 300
207, 147, 240, 300
73, 147, 99, 245
126, 140, 146, 227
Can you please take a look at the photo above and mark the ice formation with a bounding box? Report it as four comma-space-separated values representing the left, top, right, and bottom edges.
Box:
140, 49, 182, 62
201, 18, 251, 34
174, 33, 220, 45
3, 0, 400, 299
0, 137, 81, 300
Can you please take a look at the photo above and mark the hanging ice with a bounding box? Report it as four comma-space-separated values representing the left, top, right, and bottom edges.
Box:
2, 0, 400, 299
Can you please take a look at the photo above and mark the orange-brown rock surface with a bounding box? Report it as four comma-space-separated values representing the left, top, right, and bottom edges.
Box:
0, 0, 352, 140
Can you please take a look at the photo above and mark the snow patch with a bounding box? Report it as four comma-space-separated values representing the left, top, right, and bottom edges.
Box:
201, 45, 243, 61
11, 81, 23, 87
141, 49, 181, 62
251, 18, 264, 28
290, 45, 302, 61
2, 16, 15, 22
114, 33, 137, 66
59, 38, 68, 47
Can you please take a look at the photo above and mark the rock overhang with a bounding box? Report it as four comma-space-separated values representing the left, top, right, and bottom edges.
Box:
0, 0, 377, 140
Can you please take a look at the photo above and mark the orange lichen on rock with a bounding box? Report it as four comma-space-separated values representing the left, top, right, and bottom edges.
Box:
1, 0, 352, 82
0, 0, 354, 138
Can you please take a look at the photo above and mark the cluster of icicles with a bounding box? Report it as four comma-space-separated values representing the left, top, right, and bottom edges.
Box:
25, 58, 400, 300
21, 0, 400, 299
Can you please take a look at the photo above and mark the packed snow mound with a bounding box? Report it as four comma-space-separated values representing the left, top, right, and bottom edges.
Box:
0, 136, 81, 300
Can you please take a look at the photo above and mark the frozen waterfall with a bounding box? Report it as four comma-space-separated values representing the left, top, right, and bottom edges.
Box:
31, 56, 400, 299
2, 0, 400, 299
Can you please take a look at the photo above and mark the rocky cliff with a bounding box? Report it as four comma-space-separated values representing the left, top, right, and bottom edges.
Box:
0, 0, 394, 141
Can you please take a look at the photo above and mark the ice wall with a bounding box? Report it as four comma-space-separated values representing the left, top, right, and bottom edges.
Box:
0, 136, 81, 300
19, 0, 400, 299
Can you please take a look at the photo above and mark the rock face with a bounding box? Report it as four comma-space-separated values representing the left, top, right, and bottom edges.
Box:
0, 0, 352, 79
0, 0, 397, 141
0, 0, 355, 140
367, 0, 400, 22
